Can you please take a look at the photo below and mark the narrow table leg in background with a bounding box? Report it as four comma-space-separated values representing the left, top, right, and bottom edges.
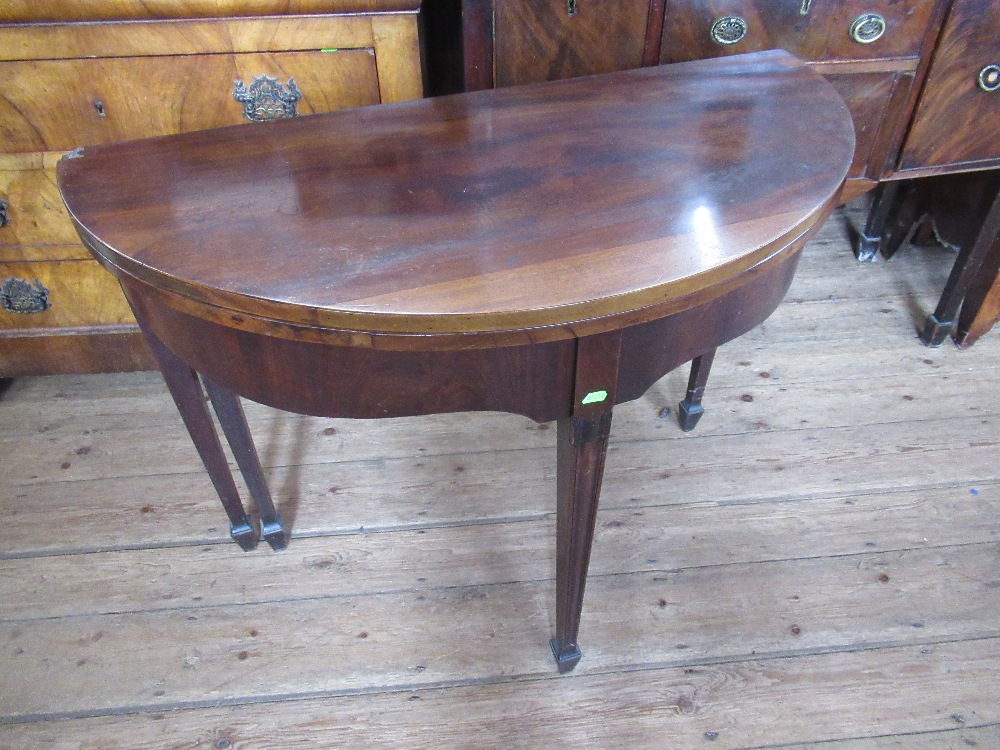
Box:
142, 332, 257, 551
677, 349, 716, 432
551, 331, 621, 673
202, 377, 287, 551
957, 235, 1000, 347
921, 184, 1000, 346
855, 180, 901, 261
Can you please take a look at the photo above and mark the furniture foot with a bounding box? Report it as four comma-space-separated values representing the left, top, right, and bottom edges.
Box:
552, 332, 621, 673
855, 232, 881, 263
855, 181, 901, 261
677, 349, 716, 432
919, 313, 954, 347
202, 377, 288, 551
141, 331, 257, 550
550, 638, 583, 674
229, 520, 259, 552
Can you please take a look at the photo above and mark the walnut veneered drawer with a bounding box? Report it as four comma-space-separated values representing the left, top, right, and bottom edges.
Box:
0, 260, 134, 327
0, 153, 81, 247
0, 1, 419, 23
0, 49, 381, 153
660, 0, 937, 63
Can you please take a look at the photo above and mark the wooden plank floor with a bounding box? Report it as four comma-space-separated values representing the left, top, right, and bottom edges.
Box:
1, 204, 999, 749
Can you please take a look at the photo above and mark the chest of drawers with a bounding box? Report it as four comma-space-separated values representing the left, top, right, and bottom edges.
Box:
0, 1, 423, 376
459, 0, 1000, 191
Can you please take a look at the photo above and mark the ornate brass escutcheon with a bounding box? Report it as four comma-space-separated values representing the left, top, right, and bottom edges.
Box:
711, 16, 748, 45
1, 277, 51, 314
233, 76, 303, 122
850, 13, 886, 44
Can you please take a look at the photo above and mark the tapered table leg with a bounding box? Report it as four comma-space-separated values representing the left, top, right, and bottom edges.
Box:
551, 332, 621, 673
202, 377, 287, 551
142, 332, 257, 551
677, 349, 716, 432
552, 410, 614, 673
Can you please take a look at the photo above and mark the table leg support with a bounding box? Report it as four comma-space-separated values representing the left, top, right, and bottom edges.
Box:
677, 349, 716, 432
552, 410, 613, 673
142, 333, 257, 550
551, 331, 621, 673
202, 377, 287, 551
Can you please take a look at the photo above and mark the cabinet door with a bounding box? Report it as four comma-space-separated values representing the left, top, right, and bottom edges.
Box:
494, 0, 651, 87
898, 0, 1000, 170
659, 0, 936, 63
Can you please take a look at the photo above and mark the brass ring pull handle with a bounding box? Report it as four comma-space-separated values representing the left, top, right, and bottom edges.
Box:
711, 15, 749, 45
850, 13, 886, 44
979, 64, 1000, 92
1, 277, 51, 314
233, 76, 303, 122
0, 196, 9, 228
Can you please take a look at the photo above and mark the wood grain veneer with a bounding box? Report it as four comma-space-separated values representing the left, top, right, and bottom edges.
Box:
60, 50, 853, 345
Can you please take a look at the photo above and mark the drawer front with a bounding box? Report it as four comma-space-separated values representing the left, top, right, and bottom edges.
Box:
494, 0, 651, 87
0, 1, 420, 22
660, 0, 937, 63
898, 0, 1000, 170
0, 49, 380, 153
0, 260, 134, 328
0, 154, 82, 248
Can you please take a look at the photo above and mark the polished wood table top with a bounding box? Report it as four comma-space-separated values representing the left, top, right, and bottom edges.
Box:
60, 49, 852, 345
58, 49, 855, 673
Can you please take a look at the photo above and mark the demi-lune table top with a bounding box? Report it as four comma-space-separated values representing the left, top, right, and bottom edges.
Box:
58, 49, 854, 342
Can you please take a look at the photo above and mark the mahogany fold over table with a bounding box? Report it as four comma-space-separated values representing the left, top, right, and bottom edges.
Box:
58, 49, 854, 673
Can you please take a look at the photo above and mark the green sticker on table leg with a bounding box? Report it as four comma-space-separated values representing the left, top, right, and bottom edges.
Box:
581, 390, 608, 405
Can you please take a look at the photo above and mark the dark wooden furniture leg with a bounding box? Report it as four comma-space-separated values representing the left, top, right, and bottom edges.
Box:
921, 182, 1000, 346
551, 332, 621, 673
856, 180, 902, 261
142, 332, 257, 550
677, 349, 715, 432
202, 377, 288, 551
957, 236, 1000, 347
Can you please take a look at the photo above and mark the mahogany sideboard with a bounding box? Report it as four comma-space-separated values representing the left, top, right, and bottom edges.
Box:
458, 0, 1000, 210
58, 50, 855, 671
0, 0, 423, 377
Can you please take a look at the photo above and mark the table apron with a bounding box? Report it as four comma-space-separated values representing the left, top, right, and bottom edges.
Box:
118, 241, 802, 423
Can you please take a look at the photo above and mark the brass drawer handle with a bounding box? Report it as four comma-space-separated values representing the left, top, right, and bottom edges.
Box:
0, 197, 9, 228
711, 15, 749, 45
1, 277, 51, 314
850, 13, 886, 44
979, 64, 1000, 92
233, 76, 303, 122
